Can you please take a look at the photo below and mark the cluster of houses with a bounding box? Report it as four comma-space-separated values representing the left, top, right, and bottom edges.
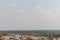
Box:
0, 33, 60, 40
0, 33, 22, 40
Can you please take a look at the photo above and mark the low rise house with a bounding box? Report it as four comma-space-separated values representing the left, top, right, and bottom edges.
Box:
1, 35, 14, 40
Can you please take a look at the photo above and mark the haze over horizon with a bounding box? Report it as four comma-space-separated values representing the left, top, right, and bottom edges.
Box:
0, 0, 60, 30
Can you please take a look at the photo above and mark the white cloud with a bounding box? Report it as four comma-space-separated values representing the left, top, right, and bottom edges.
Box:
9, 2, 27, 15
10, 3, 18, 7
33, 5, 55, 16
46, 11, 54, 16
37, 5, 42, 9
17, 9, 27, 15
11, 0, 14, 1
52, 5, 60, 14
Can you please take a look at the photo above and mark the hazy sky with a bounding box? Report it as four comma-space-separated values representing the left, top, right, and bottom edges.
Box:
0, 0, 60, 30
